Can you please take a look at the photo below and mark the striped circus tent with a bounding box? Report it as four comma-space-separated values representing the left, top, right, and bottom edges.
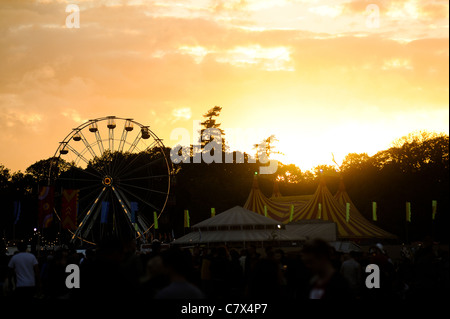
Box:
244, 176, 308, 223
292, 179, 396, 239
334, 178, 362, 219
271, 180, 282, 197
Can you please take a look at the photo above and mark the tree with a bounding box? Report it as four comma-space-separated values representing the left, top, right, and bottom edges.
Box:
199, 106, 226, 150
253, 134, 282, 158
26, 157, 71, 185
341, 153, 371, 172
313, 164, 338, 177
0, 164, 11, 190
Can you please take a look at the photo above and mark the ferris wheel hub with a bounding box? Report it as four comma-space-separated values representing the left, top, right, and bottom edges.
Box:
102, 175, 113, 187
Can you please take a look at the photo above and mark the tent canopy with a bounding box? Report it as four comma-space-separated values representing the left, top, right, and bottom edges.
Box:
192, 205, 282, 229
244, 176, 396, 240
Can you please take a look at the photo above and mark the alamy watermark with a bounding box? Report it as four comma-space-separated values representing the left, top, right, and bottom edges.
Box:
65, 4, 80, 29
365, 4, 380, 28
169, 121, 278, 175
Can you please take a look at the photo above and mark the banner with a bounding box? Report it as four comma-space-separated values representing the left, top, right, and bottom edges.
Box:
184, 210, 190, 228
345, 203, 350, 222
406, 202, 411, 222
432, 200, 437, 220
372, 202, 377, 221
318, 203, 322, 219
13, 201, 21, 225
153, 211, 159, 230
61, 189, 78, 230
38, 186, 54, 229
101, 201, 109, 224
264, 205, 268, 217
289, 205, 294, 222
211, 207, 216, 218
130, 202, 139, 224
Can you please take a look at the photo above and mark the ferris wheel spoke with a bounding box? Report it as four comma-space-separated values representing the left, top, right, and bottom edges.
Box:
65, 144, 91, 167
111, 187, 135, 228
58, 177, 100, 183
117, 154, 164, 179
93, 129, 105, 156
71, 187, 106, 242
119, 182, 168, 195
119, 175, 168, 182
78, 130, 98, 159
118, 123, 130, 153
77, 185, 104, 202
127, 132, 142, 154
112, 187, 149, 236
116, 184, 161, 212
68, 162, 103, 179
114, 140, 157, 177
109, 128, 114, 153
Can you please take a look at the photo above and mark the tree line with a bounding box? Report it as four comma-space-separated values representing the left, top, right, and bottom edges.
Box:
0, 107, 448, 243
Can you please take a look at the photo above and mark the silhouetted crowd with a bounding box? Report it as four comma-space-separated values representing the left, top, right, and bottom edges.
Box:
1, 237, 449, 302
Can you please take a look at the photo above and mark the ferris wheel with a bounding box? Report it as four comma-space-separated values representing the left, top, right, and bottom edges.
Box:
49, 116, 172, 244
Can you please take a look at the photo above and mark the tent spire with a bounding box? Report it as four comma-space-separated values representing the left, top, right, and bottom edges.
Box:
272, 180, 282, 197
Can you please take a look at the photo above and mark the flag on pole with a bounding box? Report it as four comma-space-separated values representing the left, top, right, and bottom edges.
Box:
372, 202, 377, 221
13, 201, 21, 225
38, 186, 54, 229
318, 203, 322, 219
101, 201, 109, 224
264, 205, 268, 217
130, 202, 139, 224
345, 203, 350, 222
211, 207, 215, 218
153, 211, 159, 230
61, 189, 78, 230
289, 205, 294, 222
406, 202, 411, 222
184, 210, 190, 228
432, 200, 437, 220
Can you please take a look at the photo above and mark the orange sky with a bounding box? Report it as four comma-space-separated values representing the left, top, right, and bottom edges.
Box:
0, 0, 448, 173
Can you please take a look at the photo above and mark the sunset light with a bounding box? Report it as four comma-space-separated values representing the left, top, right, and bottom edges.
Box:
0, 0, 448, 173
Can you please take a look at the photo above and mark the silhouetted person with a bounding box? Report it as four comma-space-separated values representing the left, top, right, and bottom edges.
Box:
139, 255, 170, 298
210, 246, 231, 299
247, 257, 284, 299
44, 249, 68, 299
301, 239, 352, 300
8, 242, 40, 299
155, 247, 204, 299
229, 249, 244, 298
0, 242, 9, 295
410, 236, 438, 300
340, 251, 362, 298
79, 237, 131, 301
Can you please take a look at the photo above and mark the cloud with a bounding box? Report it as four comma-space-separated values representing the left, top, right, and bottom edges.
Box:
0, 0, 447, 172
172, 107, 192, 121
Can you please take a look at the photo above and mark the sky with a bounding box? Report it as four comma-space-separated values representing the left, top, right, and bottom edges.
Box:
0, 0, 448, 173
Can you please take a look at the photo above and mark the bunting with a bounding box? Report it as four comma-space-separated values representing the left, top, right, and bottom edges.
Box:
345, 202, 350, 222
13, 201, 21, 225
432, 200, 437, 220
130, 201, 138, 224
406, 202, 411, 222
38, 186, 54, 229
184, 210, 190, 228
101, 201, 109, 224
153, 211, 159, 230
61, 189, 78, 230
372, 202, 377, 221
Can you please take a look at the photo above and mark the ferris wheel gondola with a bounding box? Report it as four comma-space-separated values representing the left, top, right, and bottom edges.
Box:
49, 116, 172, 245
